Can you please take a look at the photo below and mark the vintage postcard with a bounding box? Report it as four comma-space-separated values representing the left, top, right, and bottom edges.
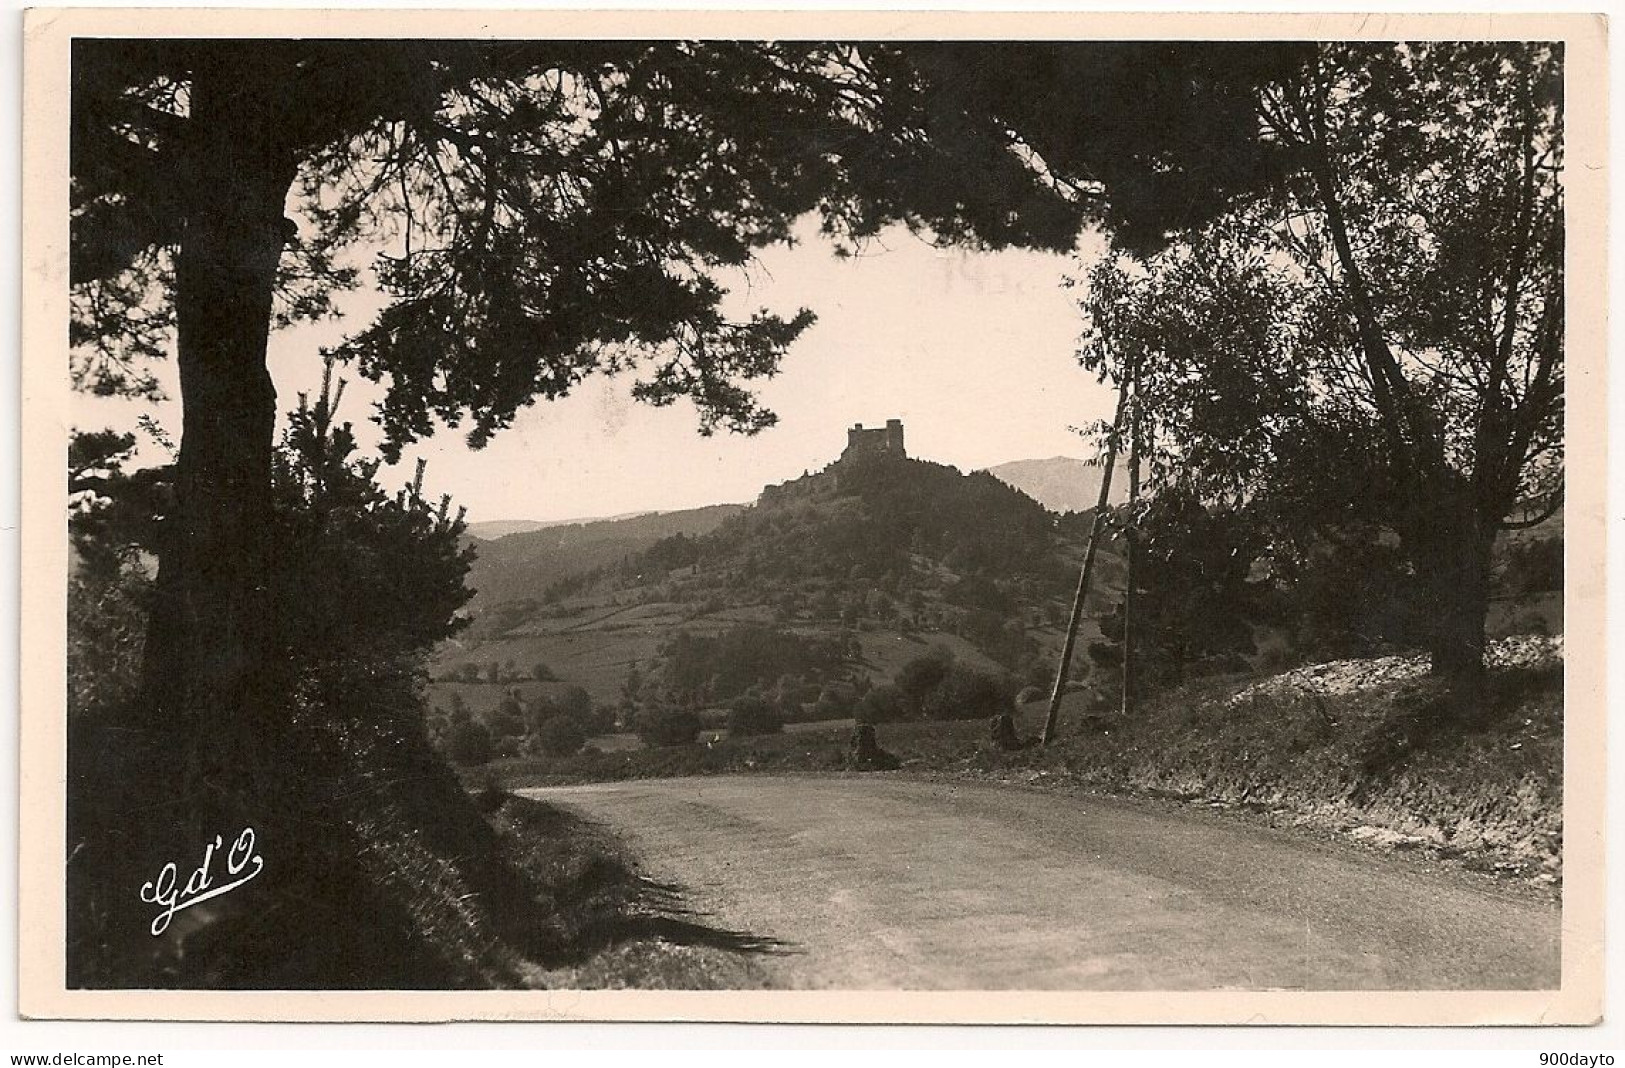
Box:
18, 8, 1607, 1024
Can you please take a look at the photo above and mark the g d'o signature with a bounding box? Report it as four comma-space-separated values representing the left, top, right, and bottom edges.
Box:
139, 827, 264, 936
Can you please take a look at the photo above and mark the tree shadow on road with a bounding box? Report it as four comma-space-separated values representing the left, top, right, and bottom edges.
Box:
492, 794, 797, 971
567, 874, 798, 961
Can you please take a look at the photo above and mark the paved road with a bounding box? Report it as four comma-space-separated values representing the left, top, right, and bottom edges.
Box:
522, 775, 1560, 990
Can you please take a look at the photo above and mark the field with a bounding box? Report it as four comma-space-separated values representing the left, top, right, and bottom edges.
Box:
428, 595, 1043, 714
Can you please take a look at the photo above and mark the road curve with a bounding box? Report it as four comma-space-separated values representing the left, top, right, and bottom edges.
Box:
521, 775, 1559, 990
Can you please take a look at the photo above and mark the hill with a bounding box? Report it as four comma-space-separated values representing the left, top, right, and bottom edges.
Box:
982, 455, 1130, 513
462, 503, 748, 619
431, 453, 1127, 718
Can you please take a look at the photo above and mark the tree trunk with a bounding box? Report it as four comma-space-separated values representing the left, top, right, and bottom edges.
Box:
1409, 502, 1497, 714
138, 57, 299, 819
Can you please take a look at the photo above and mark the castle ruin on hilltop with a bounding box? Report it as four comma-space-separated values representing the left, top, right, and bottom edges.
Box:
842, 419, 906, 463
757, 419, 908, 506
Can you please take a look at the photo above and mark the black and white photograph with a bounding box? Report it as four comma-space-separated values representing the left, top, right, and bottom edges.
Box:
17, 8, 1607, 1025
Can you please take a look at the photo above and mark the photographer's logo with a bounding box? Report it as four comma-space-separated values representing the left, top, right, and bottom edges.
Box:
138, 827, 264, 936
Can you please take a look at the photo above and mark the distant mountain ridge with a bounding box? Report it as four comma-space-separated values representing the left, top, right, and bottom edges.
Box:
982, 456, 1130, 514
468, 511, 665, 540
464, 504, 748, 612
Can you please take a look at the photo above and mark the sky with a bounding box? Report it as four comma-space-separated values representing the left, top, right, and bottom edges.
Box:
74, 219, 1119, 525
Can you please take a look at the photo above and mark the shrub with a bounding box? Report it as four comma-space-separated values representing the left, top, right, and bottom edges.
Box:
1499, 536, 1563, 596
773, 690, 807, 724
532, 661, 558, 682
660, 625, 851, 703
920, 663, 1014, 721
634, 704, 703, 747
896, 648, 954, 713
1084, 682, 1121, 713
776, 675, 821, 707
814, 683, 857, 720
525, 688, 605, 735
488, 692, 526, 738
67, 560, 150, 720
726, 694, 783, 737
1506, 609, 1552, 636
856, 684, 907, 724
445, 720, 494, 766
552, 684, 596, 724
1255, 644, 1294, 674
534, 714, 587, 757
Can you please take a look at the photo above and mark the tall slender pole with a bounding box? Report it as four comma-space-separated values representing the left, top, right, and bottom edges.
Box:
1042, 373, 1132, 747
1121, 382, 1141, 719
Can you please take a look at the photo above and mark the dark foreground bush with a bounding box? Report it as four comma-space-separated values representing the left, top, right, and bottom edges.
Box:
63, 400, 550, 990
726, 694, 783, 736
68, 687, 538, 989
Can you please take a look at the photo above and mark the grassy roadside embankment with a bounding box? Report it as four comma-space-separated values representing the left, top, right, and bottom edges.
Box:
491, 642, 1564, 889
70, 706, 776, 990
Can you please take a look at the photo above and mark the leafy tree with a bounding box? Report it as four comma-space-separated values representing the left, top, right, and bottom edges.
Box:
1092, 489, 1268, 690
532, 714, 587, 759
660, 625, 849, 703
1498, 536, 1563, 597
633, 701, 703, 748
855, 684, 907, 725
488, 692, 526, 739
618, 663, 644, 716
551, 684, 598, 729
1271, 528, 1432, 659
531, 661, 557, 683
444, 720, 494, 767
726, 694, 783, 737
1078, 43, 1562, 701
895, 648, 956, 716
919, 664, 1015, 721
889, 42, 1312, 257
67, 430, 161, 718
814, 683, 858, 721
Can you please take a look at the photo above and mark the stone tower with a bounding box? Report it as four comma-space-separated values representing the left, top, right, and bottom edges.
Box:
842, 419, 906, 463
